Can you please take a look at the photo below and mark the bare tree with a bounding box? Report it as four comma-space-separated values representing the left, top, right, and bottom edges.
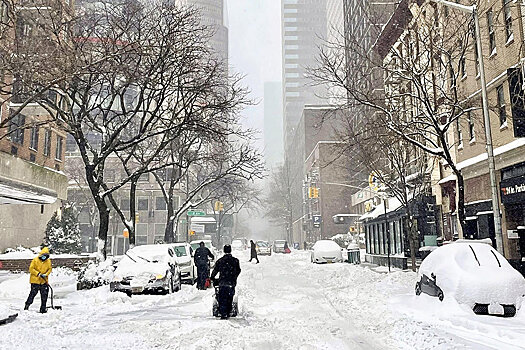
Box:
264, 161, 294, 243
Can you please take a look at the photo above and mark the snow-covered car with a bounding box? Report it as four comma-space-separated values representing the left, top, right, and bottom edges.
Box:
190, 240, 218, 267
231, 239, 245, 251
273, 240, 287, 253
110, 244, 181, 295
416, 242, 525, 317
256, 241, 271, 256
311, 240, 343, 264
172, 242, 196, 284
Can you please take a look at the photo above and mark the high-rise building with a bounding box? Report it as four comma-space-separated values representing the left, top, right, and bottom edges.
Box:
182, 0, 228, 64
281, 0, 327, 160
263, 82, 283, 169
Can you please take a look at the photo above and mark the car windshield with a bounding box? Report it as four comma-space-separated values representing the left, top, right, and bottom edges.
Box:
275, 241, 285, 247
257, 241, 268, 247
173, 246, 187, 257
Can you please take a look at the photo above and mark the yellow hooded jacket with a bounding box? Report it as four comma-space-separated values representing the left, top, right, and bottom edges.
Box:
29, 247, 52, 284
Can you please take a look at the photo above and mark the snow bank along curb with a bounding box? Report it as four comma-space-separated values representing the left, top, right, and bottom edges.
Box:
0, 256, 95, 272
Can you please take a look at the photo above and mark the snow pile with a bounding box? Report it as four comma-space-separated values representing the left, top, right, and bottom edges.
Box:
0, 304, 17, 320
0, 246, 40, 259
419, 243, 525, 308
77, 259, 116, 290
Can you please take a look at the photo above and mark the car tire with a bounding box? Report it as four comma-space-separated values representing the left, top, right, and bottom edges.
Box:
415, 282, 422, 296
438, 291, 444, 302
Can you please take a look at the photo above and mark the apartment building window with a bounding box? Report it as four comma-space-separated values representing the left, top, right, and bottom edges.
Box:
460, 56, 466, 79
470, 25, 480, 76
43, 129, 51, 156
8, 113, 25, 144
137, 198, 149, 211
156, 196, 167, 210
503, 0, 513, 42
136, 223, 148, 245
457, 119, 463, 148
29, 125, 39, 150
497, 85, 507, 126
467, 111, 475, 141
55, 135, 63, 160
120, 198, 130, 210
487, 9, 496, 55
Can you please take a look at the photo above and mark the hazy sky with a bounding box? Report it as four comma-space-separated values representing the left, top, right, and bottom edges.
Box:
227, 0, 282, 150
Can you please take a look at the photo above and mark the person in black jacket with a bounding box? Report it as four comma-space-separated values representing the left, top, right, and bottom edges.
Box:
194, 242, 214, 290
211, 244, 241, 319
249, 240, 259, 263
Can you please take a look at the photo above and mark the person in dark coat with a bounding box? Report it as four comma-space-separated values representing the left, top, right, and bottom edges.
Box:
249, 240, 259, 263
211, 244, 241, 319
194, 242, 214, 290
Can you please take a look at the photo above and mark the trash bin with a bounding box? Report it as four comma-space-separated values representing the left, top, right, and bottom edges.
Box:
347, 249, 360, 264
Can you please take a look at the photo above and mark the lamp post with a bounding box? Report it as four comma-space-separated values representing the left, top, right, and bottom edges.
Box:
431, 0, 504, 254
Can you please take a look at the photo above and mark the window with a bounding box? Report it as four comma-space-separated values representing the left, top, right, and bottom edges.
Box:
43, 129, 52, 156
497, 85, 507, 126
8, 113, 25, 144
156, 196, 166, 210
29, 153, 36, 162
467, 111, 475, 141
154, 224, 166, 243
460, 56, 466, 78
457, 119, 463, 148
503, 0, 513, 41
137, 198, 148, 211
136, 223, 148, 245
105, 170, 115, 182
487, 9, 496, 54
29, 125, 39, 150
55, 135, 63, 160
120, 198, 130, 210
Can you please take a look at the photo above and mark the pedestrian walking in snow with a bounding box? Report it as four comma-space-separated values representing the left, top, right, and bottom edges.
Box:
24, 247, 52, 313
249, 240, 259, 263
211, 244, 241, 319
284, 241, 291, 254
194, 241, 214, 290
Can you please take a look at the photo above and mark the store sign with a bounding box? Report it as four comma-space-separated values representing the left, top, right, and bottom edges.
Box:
500, 175, 525, 204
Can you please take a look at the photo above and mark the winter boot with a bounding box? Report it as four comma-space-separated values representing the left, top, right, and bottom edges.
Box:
24, 304, 29, 310
39, 308, 47, 314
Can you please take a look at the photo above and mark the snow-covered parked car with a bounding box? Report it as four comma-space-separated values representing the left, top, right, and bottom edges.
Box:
311, 240, 343, 264
231, 239, 245, 251
273, 240, 287, 253
172, 242, 196, 284
256, 241, 271, 256
110, 244, 181, 295
415, 242, 525, 317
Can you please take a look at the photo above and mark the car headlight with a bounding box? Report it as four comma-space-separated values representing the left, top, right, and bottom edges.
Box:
155, 274, 165, 280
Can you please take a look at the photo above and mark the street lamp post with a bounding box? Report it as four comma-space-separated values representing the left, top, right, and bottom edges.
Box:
432, 0, 504, 254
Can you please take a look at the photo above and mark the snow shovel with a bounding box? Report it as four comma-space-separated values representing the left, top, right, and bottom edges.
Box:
46, 284, 62, 311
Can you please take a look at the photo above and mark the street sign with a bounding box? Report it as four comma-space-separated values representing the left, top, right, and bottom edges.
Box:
191, 223, 205, 233
187, 210, 205, 217
313, 215, 321, 228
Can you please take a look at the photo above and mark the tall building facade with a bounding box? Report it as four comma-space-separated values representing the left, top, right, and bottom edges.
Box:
182, 0, 228, 64
263, 82, 283, 169
281, 0, 327, 160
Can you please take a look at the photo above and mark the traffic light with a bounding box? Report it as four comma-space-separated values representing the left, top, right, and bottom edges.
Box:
214, 201, 224, 211
308, 187, 319, 198
190, 230, 195, 236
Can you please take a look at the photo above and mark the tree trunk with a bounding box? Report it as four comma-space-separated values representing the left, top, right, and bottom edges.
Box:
96, 201, 110, 260
455, 171, 467, 238
128, 180, 137, 246
165, 197, 174, 243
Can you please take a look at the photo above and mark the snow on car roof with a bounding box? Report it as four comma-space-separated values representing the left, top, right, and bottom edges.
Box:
313, 240, 340, 250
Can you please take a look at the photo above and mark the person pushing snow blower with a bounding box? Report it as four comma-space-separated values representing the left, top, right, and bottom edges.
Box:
211, 244, 241, 319
24, 247, 52, 313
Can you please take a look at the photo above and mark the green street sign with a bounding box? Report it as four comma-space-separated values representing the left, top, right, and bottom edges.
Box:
187, 210, 205, 217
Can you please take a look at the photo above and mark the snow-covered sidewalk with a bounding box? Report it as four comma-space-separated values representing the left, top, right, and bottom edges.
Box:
0, 250, 524, 349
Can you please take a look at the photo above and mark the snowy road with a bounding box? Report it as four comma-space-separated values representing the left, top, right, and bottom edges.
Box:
1, 251, 525, 349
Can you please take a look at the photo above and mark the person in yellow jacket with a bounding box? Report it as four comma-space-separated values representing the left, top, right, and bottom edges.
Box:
24, 247, 52, 313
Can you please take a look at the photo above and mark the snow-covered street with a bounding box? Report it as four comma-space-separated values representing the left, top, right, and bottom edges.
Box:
1, 251, 525, 350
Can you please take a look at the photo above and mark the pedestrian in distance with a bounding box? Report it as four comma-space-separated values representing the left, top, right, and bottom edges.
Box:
211, 244, 241, 319
284, 241, 291, 254
24, 247, 52, 313
194, 241, 214, 290
249, 240, 259, 263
